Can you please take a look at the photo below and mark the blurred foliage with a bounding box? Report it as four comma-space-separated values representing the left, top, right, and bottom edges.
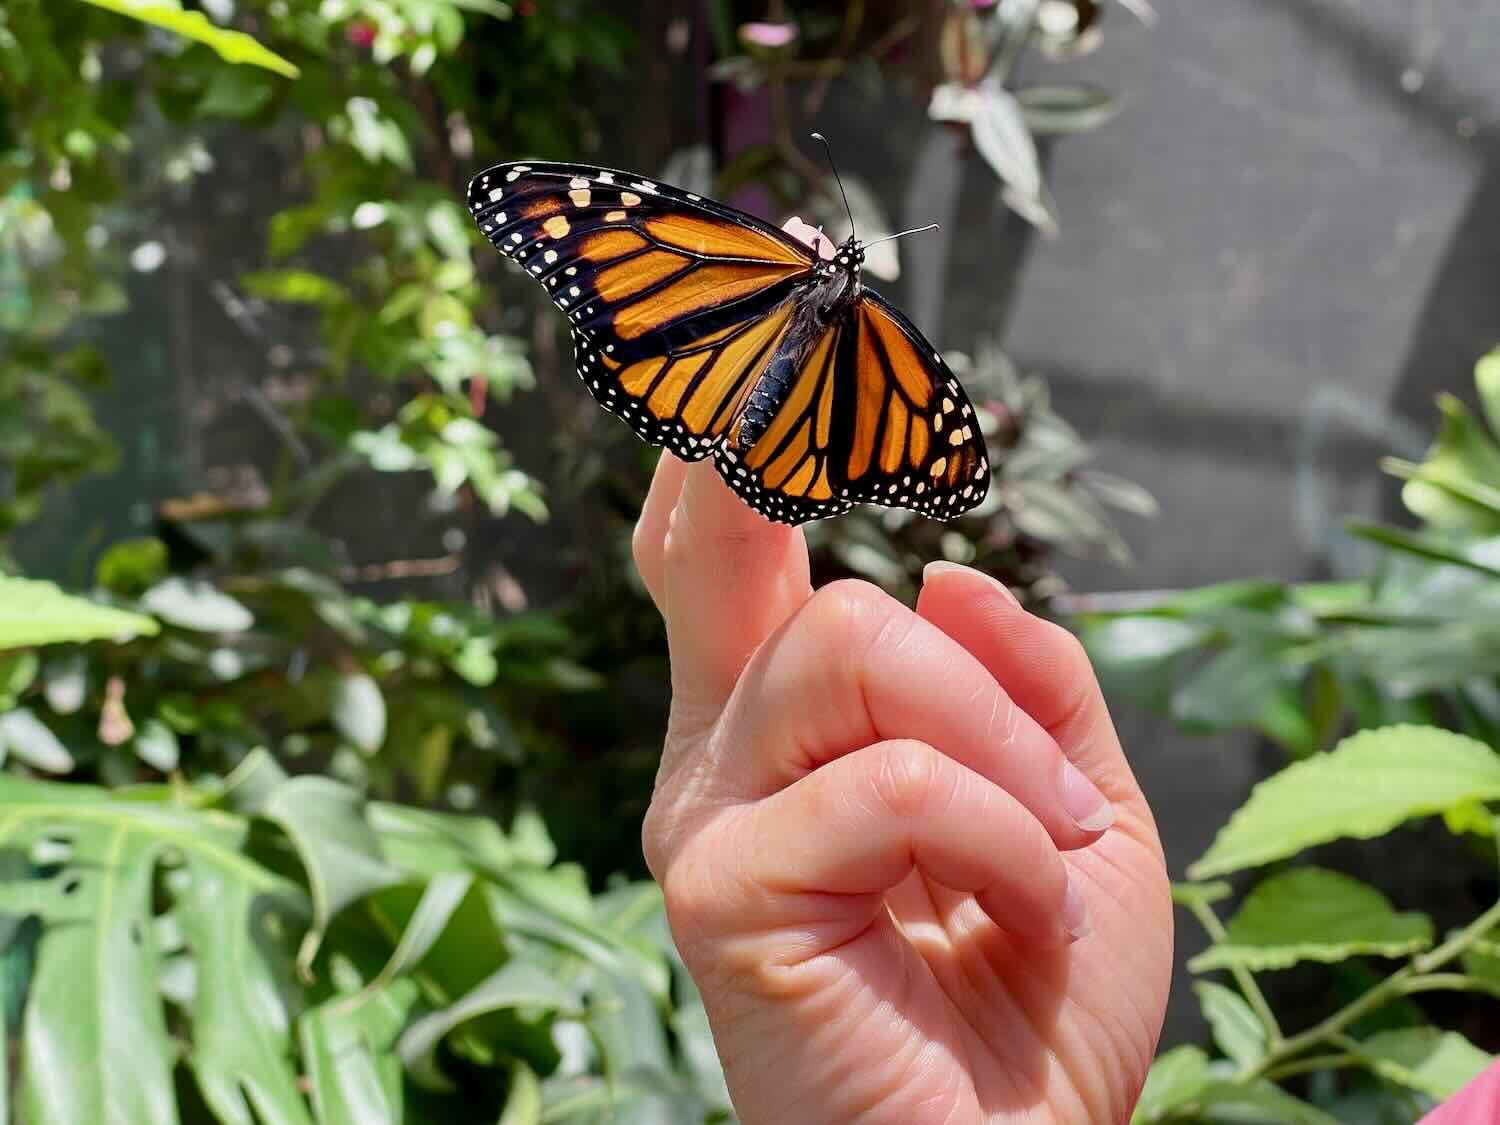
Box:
1092, 354, 1500, 1123
709, 0, 1150, 234
0, 0, 1150, 1120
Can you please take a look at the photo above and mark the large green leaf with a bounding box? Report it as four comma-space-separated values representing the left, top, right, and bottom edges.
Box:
1191, 725, 1500, 878
299, 979, 421, 1125
398, 960, 577, 1090
76, 0, 300, 77
1358, 1028, 1491, 1101
1189, 868, 1433, 972
0, 576, 157, 648
260, 777, 402, 972
0, 775, 295, 1125
174, 860, 314, 1125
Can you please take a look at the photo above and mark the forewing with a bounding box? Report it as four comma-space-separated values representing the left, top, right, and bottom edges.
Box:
467, 161, 813, 459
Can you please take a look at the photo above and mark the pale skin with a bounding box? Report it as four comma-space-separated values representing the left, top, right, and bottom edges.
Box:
632, 454, 1174, 1124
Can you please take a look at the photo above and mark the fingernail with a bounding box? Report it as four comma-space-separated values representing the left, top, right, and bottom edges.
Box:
922, 561, 1020, 608
1059, 759, 1114, 833
1063, 877, 1091, 942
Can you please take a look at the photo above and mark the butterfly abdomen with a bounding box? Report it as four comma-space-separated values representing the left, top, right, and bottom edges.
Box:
735, 354, 796, 452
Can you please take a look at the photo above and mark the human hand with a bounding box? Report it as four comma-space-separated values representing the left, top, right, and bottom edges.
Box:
633, 455, 1172, 1125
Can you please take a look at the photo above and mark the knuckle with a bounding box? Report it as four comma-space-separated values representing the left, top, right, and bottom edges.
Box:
868, 739, 949, 820
658, 858, 711, 926
659, 502, 692, 570
798, 579, 897, 652
640, 804, 673, 883
630, 516, 657, 578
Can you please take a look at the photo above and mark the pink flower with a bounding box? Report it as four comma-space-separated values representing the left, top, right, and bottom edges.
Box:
737, 21, 798, 49
344, 20, 376, 48
781, 216, 835, 260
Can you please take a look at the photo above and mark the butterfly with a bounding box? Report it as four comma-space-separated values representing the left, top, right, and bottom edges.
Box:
465, 144, 989, 526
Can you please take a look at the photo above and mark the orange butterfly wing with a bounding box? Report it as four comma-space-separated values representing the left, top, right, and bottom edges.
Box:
716, 290, 989, 524
467, 162, 814, 459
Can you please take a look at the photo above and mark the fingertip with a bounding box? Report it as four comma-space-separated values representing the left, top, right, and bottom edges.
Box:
921, 560, 1020, 609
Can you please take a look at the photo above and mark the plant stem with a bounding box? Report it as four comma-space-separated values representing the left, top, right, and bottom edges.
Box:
1413, 897, 1500, 974
1260, 1052, 1361, 1082
1245, 897, 1500, 1080
1183, 897, 1282, 1044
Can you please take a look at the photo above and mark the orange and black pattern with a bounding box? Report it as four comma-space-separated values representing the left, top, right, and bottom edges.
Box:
467, 160, 990, 525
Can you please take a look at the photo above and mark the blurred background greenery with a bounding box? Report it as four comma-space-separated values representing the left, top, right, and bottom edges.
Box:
4, 1, 1500, 1122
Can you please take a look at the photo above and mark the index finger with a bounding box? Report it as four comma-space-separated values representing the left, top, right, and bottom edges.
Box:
641, 460, 813, 734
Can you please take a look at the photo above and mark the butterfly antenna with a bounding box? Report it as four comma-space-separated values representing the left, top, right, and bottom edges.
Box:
810, 132, 856, 239
860, 223, 941, 249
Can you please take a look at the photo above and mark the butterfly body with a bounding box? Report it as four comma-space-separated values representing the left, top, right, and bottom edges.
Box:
467, 160, 989, 526
734, 237, 863, 454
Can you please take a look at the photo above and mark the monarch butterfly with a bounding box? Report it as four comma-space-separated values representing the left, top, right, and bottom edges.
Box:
465, 141, 989, 526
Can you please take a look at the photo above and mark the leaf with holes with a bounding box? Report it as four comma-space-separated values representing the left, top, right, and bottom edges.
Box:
0, 774, 307, 1125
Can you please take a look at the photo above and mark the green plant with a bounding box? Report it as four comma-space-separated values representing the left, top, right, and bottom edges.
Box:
0, 576, 727, 1123
1079, 353, 1500, 1122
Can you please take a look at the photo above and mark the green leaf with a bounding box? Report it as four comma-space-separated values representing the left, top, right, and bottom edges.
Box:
76, 0, 300, 76
0, 775, 293, 1125
1195, 1080, 1343, 1124
1396, 394, 1500, 531
398, 960, 576, 1090
0, 650, 39, 709
95, 537, 169, 595
174, 860, 313, 1125
241, 269, 350, 307
1170, 642, 1299, 732
140, 578, 253, 633
259, 777, 401, 973
299, 980, 418, 1124
1130, 1046, 1208, 1124
539, 1067, 703, 1124
0, 577, 157, 648
1081, 616, 1207, 709
354, 872, 472, 1002
1191, 725, 1500, 878
1475, 347, 1500, 440
0, 710, 74, 773
1359, 1027, 1492, 1100
1016, 83, 1119, 135
332, 673, 386, 754
132, 718, 180, 772
1194, 981, 1266, 1069
1346, 521, 1500, 580
1189, 868, 1433, 972
499, 1060, 542, 1125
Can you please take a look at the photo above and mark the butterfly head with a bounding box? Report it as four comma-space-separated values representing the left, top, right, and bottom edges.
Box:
832, 235, 865, 275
